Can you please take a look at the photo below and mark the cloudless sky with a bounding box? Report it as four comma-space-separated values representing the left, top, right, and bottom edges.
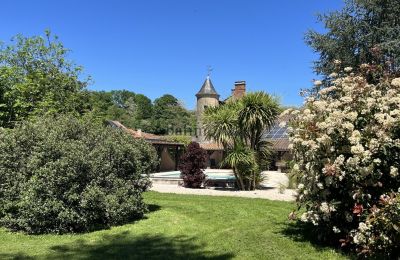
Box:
2, 0, 343, 109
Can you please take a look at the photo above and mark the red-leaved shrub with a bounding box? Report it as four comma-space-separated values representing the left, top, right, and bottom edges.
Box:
178, 142, 207, 188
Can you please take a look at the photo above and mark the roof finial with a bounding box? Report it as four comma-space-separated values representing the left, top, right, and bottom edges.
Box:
207, 65, 213, 78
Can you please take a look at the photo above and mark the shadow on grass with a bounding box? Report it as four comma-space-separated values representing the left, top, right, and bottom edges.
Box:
0, 253, 34, 260
279, 221, 355, 259
47, 231, 233, 260
0, 231, 234, 260
147, 203, 162, 213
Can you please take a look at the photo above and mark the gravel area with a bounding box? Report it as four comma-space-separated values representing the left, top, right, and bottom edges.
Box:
150, 171, 297, 201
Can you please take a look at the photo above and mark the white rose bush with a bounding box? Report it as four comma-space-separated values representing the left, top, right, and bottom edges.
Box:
287, 65, 400, 257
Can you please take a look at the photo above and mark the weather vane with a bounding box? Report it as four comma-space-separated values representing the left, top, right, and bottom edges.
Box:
207, 66, 213, 77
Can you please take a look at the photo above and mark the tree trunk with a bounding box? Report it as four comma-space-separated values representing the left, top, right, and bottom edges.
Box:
252, 171, 256, 191
233, 167, 245, 190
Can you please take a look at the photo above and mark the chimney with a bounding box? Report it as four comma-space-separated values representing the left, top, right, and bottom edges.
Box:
232, 81, 246, 99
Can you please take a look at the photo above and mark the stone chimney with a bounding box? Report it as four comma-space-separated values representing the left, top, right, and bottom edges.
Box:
232, 81, 246, 99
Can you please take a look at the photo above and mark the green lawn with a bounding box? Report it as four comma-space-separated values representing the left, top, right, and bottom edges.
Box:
0, 192, 349, 260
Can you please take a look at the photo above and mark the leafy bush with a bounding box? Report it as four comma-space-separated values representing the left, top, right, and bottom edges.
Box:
164, 135, 192, 146
287, 65, 400, 257
0, 115, 158, 234
178, 142, 207, 188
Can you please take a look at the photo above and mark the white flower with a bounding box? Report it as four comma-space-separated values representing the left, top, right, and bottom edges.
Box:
351, 144, 364, 155
344, 67, 353, 72
300, 213, 308, 222
297, 183, 304, 189
373, 158, 381, 165
358, 222, 369, 232
329, 72, 338, 78
347, 112, 358, 122
349, 130, 361, 145
369, 139, 379, 152
319, 86, 336, 95
320, 202, 330, 213
334, 59, 341, 65
391, 77, 400, 87
314, 80, 323, 86
390, 166, 398, 177
317, 182, 324, 189
333, 226, 340, 234
353, 233, 366, 245
334, 155, 345, 166
342, 122, 354, 131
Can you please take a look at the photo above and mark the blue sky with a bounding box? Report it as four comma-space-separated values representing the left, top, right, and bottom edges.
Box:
2, 0, 343, 109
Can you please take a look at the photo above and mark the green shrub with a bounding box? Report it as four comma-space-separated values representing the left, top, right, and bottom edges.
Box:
0, 115, 158, 234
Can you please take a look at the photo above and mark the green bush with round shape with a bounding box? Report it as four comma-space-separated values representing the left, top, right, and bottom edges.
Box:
0, 115, 158, 234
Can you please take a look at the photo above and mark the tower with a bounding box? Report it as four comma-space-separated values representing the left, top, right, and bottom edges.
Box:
196, 76, 220, 142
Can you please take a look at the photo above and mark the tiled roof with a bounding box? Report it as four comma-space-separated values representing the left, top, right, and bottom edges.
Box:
199, 142, 224, 151
267, 138, 290, 151
108, 120, 183, 146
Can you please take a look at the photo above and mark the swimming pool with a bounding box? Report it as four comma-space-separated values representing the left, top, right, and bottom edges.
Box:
152, 170, 236, 180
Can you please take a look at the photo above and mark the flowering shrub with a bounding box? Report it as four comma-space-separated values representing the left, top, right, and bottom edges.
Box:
287, 65, 400, 257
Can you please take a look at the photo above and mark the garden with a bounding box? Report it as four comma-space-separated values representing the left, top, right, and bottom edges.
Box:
0, 192, 348, 260
1, 0, 400, 259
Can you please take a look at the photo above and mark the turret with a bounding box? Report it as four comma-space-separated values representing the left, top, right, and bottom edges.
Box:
196, 76, 220, 142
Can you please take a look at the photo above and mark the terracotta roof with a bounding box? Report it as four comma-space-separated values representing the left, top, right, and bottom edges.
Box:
108, 121, 184, 146
199, 142, 224, 151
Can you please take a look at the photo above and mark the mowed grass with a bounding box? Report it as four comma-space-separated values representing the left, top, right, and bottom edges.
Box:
0, 192, 349, 260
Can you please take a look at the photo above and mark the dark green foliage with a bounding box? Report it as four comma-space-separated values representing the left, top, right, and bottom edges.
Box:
178, 142, 207, 188
88, 91, 195, 135
151, 94, 196, 135
0, 31, 89, 128
306, 0, 400, 78
0, 115, 158, 234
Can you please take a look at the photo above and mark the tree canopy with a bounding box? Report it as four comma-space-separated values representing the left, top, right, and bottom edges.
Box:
0, 31, 88, 127
0, 31, 195, 134
306, 0, 400, 79
151, 94, 196, 135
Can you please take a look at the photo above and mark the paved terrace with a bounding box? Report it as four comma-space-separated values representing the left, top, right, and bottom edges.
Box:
150, 170, 296, 201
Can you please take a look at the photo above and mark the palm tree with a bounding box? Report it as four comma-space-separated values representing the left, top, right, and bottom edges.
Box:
203, 91, 280, 190
222, 142, 257, 190
238, 92, 279, 150
202, 102, 240, 148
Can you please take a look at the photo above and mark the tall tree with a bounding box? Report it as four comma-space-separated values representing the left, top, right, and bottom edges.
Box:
306, 0, 400, 79
152, 94, 195, 135
0, 31, 89, 127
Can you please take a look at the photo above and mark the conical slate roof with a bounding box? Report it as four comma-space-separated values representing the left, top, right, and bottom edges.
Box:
196, 76, 219, 97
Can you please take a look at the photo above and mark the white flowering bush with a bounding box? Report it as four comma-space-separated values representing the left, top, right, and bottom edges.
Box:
287, 66, 400, 257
